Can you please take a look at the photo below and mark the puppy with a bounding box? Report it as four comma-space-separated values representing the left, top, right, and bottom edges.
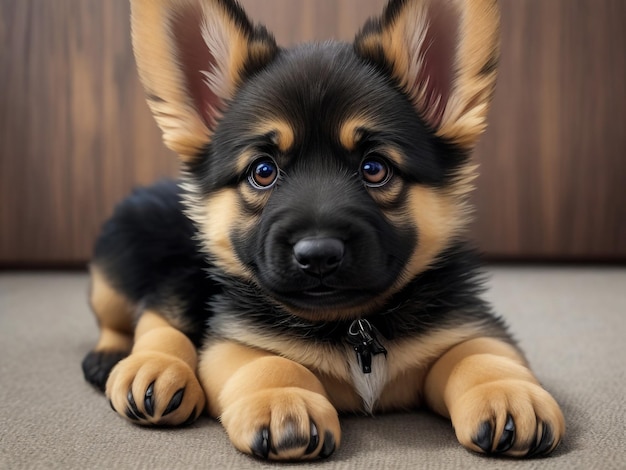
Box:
82, 0, 565, 460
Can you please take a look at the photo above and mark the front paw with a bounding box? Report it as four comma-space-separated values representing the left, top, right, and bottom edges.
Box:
106, 352, 205, 426
451, 380, 565, 457
220, 387, 340, 461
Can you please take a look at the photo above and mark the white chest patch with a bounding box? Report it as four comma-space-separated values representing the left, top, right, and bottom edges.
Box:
346, 346, 389, 414
344, 319, 390, 413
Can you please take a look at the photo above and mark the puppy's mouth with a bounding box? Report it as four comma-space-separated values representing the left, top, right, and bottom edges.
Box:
301, 284, 340, 297
273, 281, 374, 313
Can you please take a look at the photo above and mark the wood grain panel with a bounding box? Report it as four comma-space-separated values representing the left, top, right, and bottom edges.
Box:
0, 0, 387, 266
472, 0, 626, 259
1, 0, 624, 265
239, 0, 386, 45
0, 0, 178, 265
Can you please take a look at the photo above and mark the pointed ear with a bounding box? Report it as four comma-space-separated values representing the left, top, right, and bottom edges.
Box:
355, 0, 499, 149
130, 0, 277, 162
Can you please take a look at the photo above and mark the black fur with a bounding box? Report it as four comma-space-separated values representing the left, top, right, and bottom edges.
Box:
81, 350, 129, 391
92, 181, 511, 348
183, 44, 476, 316
86, 9, 514, 396
90, 41, 513, 360
92, 180, 218, 347
208, 242, 511, 344
200, 43, 467, 193
80, 1, 568, 461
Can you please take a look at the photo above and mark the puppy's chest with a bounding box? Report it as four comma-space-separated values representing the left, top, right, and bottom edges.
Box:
342, 319, 390, 413
344, 350, 389, 414
209, 314, 417, 413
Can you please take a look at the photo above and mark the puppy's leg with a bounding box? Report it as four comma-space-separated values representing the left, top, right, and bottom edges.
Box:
198, 341, 340, 461
424, 338, 565, 457
82, 266, 134, 391
106, 311, 205, 426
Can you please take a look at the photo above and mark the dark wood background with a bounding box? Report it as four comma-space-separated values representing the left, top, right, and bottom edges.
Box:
1, 0, 625, 266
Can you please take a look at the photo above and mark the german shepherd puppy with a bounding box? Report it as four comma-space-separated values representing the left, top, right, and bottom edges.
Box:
82, 0, 565, 460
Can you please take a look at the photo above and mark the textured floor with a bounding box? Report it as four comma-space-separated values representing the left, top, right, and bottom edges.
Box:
1, 267, 625, 469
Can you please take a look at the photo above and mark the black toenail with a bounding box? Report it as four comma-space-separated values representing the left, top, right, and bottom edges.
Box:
528, 423, 555, 457
163, 388, 185, 416
305, 421, 319, 455
495, 415, 516, 453
319, 431, 335, 459
125, 407, 139, 421
127, 389, 146, 420
473, 421, 494, 453
251, 427, 270, 459
144, 381, 155, 417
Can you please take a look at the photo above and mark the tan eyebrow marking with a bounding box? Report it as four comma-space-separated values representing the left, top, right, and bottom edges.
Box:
340, 116, 406, 169
253, 119, 295, 153
235, 120, 296, 174
339, 116, 374, 152
378, 146, 406, 169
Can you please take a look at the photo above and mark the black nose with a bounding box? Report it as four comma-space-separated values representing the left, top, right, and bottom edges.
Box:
293, 237, 344, 277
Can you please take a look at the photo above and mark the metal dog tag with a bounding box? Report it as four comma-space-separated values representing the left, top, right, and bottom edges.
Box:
347, 319, 387, 374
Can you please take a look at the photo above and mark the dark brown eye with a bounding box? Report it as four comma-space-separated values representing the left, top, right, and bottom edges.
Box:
248, 158, 279, 189
361, 157, 391, 187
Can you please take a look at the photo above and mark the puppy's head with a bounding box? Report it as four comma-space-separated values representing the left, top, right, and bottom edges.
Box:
130, 0, 500, 321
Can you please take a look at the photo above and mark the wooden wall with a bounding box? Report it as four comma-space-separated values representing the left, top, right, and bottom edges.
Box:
0, 0, 177, 266
1, 0, 624, 266
473, 0, 626, 260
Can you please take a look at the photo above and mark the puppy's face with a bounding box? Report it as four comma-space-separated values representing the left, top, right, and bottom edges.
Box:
196, 44, 465, 319
130, 0, 500, 321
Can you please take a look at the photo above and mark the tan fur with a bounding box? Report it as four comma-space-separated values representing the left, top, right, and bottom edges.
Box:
195, 191, 462, 323
130, 0, 273, 162
116, 0, 565, 460
314, 374, 362, 413
234, 148, 266, 177
130, 0, 488, 301
239, 183, 272, 214
131, 0, 211, 160
207, 313, 505, 412
385, 1, 433, 117
94, 328, 133, 353
388, 185, 467, 293
424, 338, 565, 456
338, 116, 370, 152
199, 341, 340, 460
357, 0, 499, 149
379, 147, 408, 172
251, 120, 296, 155
438, 0, 499, 148
106, 310, 205, 426
192, 188, 253, 281
368, 174, 404, 208
133, 311, 198, 367
89, 265, 133, 352
200, 182, 462, 322
338, 118, 410, 210
198, 327, 564, 458
338, 117, 407, 169
227, 120, 295, 213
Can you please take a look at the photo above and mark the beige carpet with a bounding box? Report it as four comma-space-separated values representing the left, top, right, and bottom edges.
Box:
1, 267, 625, 469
